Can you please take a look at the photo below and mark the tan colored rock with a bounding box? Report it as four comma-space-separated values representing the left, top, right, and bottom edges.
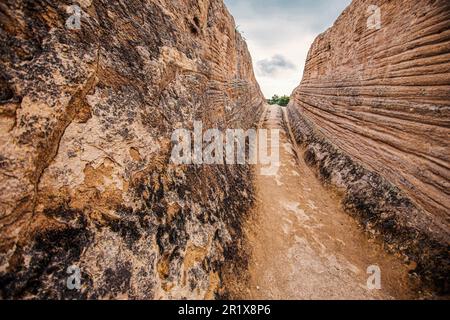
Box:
288, 0, 450, 293
0, 0, 263, 299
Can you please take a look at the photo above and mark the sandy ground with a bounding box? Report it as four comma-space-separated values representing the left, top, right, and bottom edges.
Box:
240, 105, 423, 300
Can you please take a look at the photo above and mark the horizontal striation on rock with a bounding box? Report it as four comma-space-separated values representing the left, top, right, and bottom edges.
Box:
288, 0, 450, 292
291, 0, 450, 228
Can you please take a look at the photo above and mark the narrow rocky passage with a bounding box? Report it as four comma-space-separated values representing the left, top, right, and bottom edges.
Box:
0, 0, 447, 301
241, 105, 423, 300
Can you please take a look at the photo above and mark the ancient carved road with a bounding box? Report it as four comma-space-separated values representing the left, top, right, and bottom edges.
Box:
240, 105, 422, 300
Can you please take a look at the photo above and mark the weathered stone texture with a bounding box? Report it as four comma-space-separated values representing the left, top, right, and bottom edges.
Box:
0, 0, 264, 299
288, 0, 449, 292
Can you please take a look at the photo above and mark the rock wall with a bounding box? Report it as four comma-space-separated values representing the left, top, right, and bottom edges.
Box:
0, 0, 264, 299
288, 0, 450, 293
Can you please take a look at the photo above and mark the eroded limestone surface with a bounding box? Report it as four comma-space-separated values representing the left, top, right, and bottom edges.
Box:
0, 0, 264, 299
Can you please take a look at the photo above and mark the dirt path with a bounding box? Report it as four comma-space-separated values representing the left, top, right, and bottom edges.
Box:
242, 105, 421, 300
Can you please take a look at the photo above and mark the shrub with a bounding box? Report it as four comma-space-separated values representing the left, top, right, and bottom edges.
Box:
267, 94, 289, 106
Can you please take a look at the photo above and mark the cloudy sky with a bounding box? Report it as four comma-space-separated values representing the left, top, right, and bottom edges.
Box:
224, 0, 352, 98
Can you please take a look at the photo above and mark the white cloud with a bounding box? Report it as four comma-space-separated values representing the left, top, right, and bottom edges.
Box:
257, 54, 296, 77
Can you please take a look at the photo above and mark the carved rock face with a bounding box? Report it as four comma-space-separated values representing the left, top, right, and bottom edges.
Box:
292, 0, 450, 227
0, 0, 264, 299
288, 0, 450, 293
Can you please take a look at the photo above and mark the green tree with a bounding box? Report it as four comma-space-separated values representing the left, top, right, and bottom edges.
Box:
278, 95, 290, 106
268, 94, 279, 105
267, 94, 289, 106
